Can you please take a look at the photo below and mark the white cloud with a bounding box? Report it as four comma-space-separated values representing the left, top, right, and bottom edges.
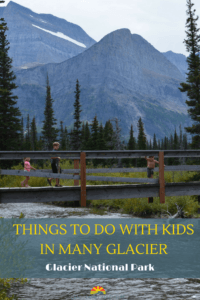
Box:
32, 24, 86, 48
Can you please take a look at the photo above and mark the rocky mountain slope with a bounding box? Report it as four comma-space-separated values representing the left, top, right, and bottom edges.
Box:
162, 51, 188, 79
0, 1, 96, 67
14, 29, 190, 140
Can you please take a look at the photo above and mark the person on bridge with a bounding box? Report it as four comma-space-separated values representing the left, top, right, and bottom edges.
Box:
21, 157, 36, 187
47, 142, 62, 187
145, 156, 164, 178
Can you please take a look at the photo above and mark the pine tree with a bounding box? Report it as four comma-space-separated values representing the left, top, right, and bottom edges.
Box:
30, 116, 37, 150
164, 136, 168, 150
104, 120, 114, 150
111, 118, 124, 150
41, 75, 58, 150
0, 15, 21, 152
71, 79, 82, 150
90, 115, 99, 150
125, 124, 136, 166
173, 128, 179, 150
128, 124, 136, 150
137, 117, 146, 167
179, 0, 200, 149
82, 121, 91, 150
98, 123, 106, 150
137, 117, 146, 150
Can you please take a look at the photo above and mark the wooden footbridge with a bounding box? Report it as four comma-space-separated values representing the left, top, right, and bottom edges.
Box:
0, 150, 200, 210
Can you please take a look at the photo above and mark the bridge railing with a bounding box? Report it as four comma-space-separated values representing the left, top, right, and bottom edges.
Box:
0, 150, 200, 207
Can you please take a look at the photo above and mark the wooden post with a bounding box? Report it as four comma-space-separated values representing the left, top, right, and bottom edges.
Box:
74, 159, 79, 186
80, 152, 86, 207
159, 151, 165, 203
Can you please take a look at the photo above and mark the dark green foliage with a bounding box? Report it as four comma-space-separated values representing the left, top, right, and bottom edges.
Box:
173, 128, 179, 149
98, 123, 106, 150
123, 124, 136, 167
179, 0, 200, 149
59, 121, 68, 150
163, 136, 168, 150
137, 117, 146, 167
90, 115, 99, 167
90, 115, 99, 150
30, 116, 37, 150
0, 18, 21, 153
183, 133, 188, 149
128, 124, 136, 150
137, 117, 146, 150
71, 79, 82, 150
41, 75, 58, 150
81, 121, 91, 150
104, 120, 114, 150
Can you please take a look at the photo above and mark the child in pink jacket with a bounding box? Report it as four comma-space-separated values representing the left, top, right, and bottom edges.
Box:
21, 157, 36, 187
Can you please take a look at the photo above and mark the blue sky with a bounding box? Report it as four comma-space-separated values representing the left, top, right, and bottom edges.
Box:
3, 0, 200, 56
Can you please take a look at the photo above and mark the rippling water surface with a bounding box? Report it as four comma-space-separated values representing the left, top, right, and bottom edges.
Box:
1, 202, 200, 300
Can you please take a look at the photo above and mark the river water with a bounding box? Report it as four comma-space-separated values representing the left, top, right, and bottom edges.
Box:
0, 202, 200, 300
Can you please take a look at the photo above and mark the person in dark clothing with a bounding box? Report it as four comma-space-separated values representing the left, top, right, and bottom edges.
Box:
47, 142, 62, 187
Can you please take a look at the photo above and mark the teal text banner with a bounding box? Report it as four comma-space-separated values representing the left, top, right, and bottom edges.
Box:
0, 218, 199, 278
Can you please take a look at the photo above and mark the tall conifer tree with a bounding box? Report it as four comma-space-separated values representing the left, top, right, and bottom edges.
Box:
30, 116, 37, 150
0, 9, 21, 152
71, 79, 82, 150
82, 121, 91, 150
104, 120, 114, 150
179, 0, 200, 149
90, 115, 99, 150
137, 117, 146, 167
98, 123, 106, 150
126, 124, 136, 166
41, 75, 58, 150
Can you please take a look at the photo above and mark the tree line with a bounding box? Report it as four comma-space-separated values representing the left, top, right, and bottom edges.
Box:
0, 0, 199, 169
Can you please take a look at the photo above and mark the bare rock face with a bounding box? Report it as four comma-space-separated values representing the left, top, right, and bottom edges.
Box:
162, 51, 188, 79
0, 1, 96, 67
14, 28, 190, 140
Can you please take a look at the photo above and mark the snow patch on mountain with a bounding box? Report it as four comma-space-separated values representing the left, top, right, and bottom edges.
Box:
32, 24, 86, 48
